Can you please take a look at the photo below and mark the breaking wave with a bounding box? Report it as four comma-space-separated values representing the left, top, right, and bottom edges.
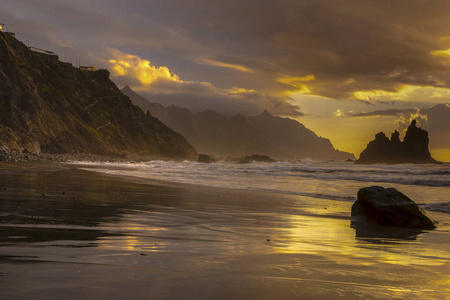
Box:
72, 160, 450, 208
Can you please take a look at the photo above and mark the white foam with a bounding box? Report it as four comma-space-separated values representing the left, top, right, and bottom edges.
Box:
71, 160, 450, 205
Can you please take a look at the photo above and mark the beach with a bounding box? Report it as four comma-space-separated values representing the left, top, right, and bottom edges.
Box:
1, 162, 449, 299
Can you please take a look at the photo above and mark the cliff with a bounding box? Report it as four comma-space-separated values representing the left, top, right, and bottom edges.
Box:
122, 86, 355, 161
357, 120, 436, 164
0, 32, 197, 160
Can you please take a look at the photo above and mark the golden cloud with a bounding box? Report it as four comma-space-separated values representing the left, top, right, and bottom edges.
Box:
353, 85, 424, 103
431, 48, 450, 66
332, 109, 346, 117
353, 85, 450, 103
431, 49, 450, 57
109, 49, 182, 86
278, 75, 315, 94
106, 50, 304, 116
199, 59, 254, 73
225, 87, 258, 96
431, 92, 443, 98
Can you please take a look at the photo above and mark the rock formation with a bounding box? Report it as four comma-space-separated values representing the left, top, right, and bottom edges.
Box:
226, 154, 277, 163
0, 32, 196, 160
351, 186, 436, 229
197, 154, 215, 163
357, 120, 436, 164
122, 86, 355, 161
240, 154, 277, 163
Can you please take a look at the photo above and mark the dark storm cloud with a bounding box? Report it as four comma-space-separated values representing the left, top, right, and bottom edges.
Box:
127, 0, 450, 97
420, 103, 450, 149
2, 0, 450, 114
393, 104, 450, 148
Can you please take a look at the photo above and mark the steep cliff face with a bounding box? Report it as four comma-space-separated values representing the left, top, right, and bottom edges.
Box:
122, 86, 355, 161
357, 120, 436, 164
0, 32, 196, 159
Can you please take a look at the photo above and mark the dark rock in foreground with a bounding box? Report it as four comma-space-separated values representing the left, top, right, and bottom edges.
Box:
357, 120, 437, 164
351, 186, 436, 229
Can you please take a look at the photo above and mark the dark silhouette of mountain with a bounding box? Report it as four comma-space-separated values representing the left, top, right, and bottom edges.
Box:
122, 86, 355, 161
0, 32, 196, 160
357, 120, 437, 164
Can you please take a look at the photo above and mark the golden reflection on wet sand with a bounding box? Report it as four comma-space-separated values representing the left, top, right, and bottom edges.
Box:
276, 213, 450, 267
1, 163, 449, 299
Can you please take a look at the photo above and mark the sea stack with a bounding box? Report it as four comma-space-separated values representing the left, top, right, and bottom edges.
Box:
357, 120, 436, 164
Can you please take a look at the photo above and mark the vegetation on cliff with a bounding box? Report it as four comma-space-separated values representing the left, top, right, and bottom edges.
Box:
0, 32, 196, 160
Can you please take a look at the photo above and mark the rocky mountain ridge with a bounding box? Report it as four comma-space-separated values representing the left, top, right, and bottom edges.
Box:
0, 32, 196, 160
122, 86, 355, 161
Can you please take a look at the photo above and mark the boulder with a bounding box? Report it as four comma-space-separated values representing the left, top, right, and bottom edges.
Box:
351, 186, 436, 229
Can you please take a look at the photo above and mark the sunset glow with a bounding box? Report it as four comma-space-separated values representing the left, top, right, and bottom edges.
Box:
2, 2, 450, 299
199, 58, 254, 73
109, 50, 182, 86
3, 1, 450, 158
431, 49, 450, 58
278, 75, 315, 94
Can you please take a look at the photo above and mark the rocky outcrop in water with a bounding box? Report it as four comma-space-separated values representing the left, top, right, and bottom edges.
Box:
351, 186, 436, 229
197, 154, 215, 163
226, 154, 277, 163
357, 120, 436, 164
241, 154, 277, 163
0, 32, 196, 160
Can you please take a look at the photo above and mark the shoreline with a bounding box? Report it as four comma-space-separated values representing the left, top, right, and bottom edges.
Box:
1, 162, 449, 299
0, 151, 194, 163
2, 161, 448, 225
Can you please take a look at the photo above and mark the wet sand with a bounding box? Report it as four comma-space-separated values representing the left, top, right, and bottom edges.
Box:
1, 162, 449, 299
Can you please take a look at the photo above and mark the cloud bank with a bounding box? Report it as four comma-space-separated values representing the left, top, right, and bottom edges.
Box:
108, 49, 302, 116
3, 0, 450, 116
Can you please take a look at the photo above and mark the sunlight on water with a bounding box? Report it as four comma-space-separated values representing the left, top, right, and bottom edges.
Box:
2, 162, 449, 299
272, 214, 450, 267
69, 160, 450, 298
272, 214, 355, 254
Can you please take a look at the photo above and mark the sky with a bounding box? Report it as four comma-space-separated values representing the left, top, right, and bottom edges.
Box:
1, 0, 450, 160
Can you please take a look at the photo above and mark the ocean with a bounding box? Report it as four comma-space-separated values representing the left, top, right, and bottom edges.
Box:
75, 160, 450, 213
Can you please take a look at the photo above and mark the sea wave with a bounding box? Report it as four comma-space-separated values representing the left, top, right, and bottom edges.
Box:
287, 166, 450, 176
72, 160, 450, 204
419, 203, 450, 214
279, 172, 450, 187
